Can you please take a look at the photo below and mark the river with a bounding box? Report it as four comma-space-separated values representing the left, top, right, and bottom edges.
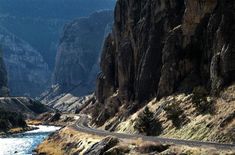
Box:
0, 125, 60, 155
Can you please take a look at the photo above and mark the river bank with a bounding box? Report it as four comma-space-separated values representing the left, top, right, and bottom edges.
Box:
0, 126, 37, 138
36, 126, 235, 155
0, 125, 60, 155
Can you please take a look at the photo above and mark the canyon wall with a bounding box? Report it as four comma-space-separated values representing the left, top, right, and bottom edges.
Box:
0, 26, 50, 97
0, 0, 115, 97
96, 0, 235, 108
52, 11, 113, 97
0, 0, 116, 70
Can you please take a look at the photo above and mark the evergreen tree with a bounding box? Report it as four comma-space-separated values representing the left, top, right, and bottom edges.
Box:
134, 106, 162, 136
163, 103, 183, 128
192, 86, 215, 114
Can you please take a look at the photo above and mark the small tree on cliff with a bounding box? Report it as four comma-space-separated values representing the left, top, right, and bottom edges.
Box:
134, 106, 162, 136
163, 103, 189, 128
192, 86, 215, 114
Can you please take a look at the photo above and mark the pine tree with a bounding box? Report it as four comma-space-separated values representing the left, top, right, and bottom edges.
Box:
192, 86, 214, 114
134, 106, 162, 136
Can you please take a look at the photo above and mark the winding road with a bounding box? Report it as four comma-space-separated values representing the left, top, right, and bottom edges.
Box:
72, 115, 235, 150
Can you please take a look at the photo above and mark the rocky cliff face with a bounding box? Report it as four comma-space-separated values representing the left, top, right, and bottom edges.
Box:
158, 0, 235, 98
0, 0, 116, 70
0, 26, 50, 97
52, 11, 113, 97
96, 0, 235, 113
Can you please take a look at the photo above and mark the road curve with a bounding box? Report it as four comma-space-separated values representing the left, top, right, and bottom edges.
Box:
72, 115, 235, 150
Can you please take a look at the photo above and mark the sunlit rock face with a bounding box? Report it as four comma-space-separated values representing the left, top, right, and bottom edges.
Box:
97, 0, 235, 105
53, 10, 113, 97
0, 26, 50, 97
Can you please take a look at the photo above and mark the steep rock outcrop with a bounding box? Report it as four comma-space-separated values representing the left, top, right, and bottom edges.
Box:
53, 11, 113, 97
95, 0, 235, 123
0, 26, 50, 96
159, 0, 235, 97
84, 137, 119, 155
97, 0, 185, 104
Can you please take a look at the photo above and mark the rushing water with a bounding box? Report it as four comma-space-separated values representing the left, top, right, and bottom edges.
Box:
0, 125, 60, 155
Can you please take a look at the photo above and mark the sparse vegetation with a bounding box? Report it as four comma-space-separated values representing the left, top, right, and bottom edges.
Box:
220, 111, 235, 128
216, 127, 235, 144
164, 103, 188, 128
91, 103, 103, 119
134, 107, 162, 136
227, 128, 235, 144
192, 86, 215, 114
91, 97, 121, 127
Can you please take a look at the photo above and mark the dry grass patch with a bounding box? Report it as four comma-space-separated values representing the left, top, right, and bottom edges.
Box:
36, 127, 102, 155
26, 119, 43, 125
160, 145, 235, 155
110, 84, 235, 144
